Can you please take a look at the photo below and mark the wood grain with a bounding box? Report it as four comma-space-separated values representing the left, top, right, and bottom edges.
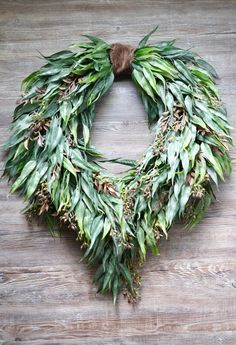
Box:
0, 0, 236, 344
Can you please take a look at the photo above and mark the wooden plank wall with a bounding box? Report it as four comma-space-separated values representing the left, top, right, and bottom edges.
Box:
0, 1, 236, 344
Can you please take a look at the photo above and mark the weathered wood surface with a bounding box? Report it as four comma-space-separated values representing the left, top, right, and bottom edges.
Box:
0, 0, 236, 344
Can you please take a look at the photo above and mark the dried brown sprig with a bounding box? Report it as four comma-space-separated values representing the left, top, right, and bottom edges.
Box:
36, 182, 51, 215
93, 172, 118, 197
24, 118, 51, 148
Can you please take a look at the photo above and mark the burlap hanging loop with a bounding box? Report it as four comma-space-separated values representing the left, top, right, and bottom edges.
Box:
109, 43, 135, 76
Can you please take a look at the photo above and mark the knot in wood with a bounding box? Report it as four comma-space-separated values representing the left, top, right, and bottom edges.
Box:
109, 43, 135, 76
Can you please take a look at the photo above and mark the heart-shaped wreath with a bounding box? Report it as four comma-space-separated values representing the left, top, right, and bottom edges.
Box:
3, 27, 233, 303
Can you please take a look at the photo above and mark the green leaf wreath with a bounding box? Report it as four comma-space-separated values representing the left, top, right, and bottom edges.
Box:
3, 27, 233, 303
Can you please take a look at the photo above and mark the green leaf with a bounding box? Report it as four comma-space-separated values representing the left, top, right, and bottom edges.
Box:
75, 200, 86, 233
191, 115, 207, 129
112, 276, 120, 304
102, 217, 111, 239
71, 149, 89, 170
48, 68, 70, 82
190, 66, 214, 82
137, 227, 146, 256
168, 83, 184, 105
99, 157, 136, 167
82, 34, 108, 45
180, 149, 189, 177
82, 67, 111, 85
184, 95, 193, 116
13, 103, 38, 121
189, 142, 200, 167
179, 185, 191, 214
156, 81, 166, 106
195, 58, 218, 78
60, 101, 73, 125
181, 125, 196, 149
22, 71, 39, 89
11, 160, 36, 193
187, 192, 212, 229
145, 230, 159, 255
152, 171, 168, 196
70, 188, 80, 211
167, 140, 180, 167
175, 80, 192, 94
157, 211, 168, 238
142, 67, 157, 91
138, 25, 159, 48
12, 142, 26, 160
40, 67, 62, 76
26, 163, 48, 198
199, 158, 207, 183
200, 142, 224, 180
89, 215, 104, 249
42, 101, 58, 119
206, 166, 218, 186
166, 193, 179, 225
71, 95, 84, 113
45, 117, 63, 152
174, 60, 195, 85
101, 258, 115, 291
82, 123, 90, 146
149, 59, 177, 78
132, 69, 155, 101
162, 47, 195, 60
174, 175, 184, 199
42, 50, 74, 61
134, 195, 147, 214
63, 157, 78, 177
119, 263, 133, 288
166, 92, 174, 114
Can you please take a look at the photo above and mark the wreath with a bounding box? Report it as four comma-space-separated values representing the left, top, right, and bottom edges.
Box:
3, 27, 233, 303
